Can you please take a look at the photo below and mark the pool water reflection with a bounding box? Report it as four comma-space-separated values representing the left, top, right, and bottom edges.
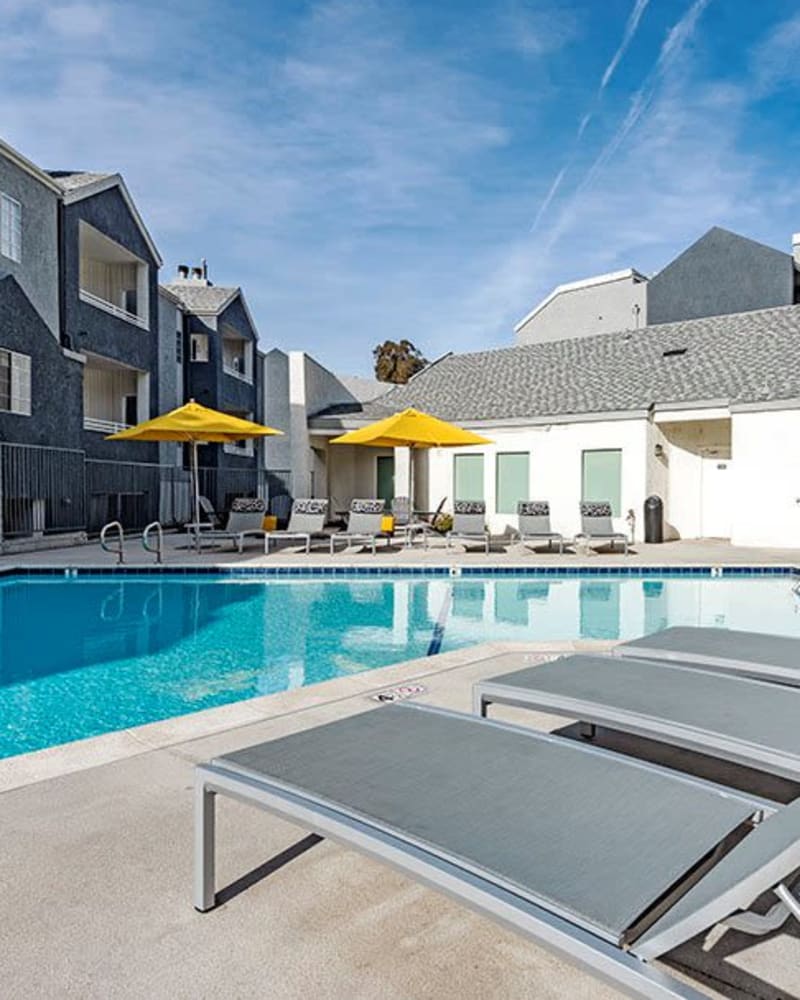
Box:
1, 573, 798, 757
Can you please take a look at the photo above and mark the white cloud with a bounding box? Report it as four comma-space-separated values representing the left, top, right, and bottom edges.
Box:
749, 12, 800, 95
461, 2, 799, 354
45, 3, 110, 38
600, 0, 650, 89
0, 0, 524, 370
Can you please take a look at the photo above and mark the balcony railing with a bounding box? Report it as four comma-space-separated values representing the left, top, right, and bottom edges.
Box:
79, 288, 148, 330
223, 440, 254, 457
222, 361, 252, 383
84, 416, 131, 435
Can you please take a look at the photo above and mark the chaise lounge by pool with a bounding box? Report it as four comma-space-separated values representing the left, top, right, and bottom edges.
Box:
2, 568, 800, 757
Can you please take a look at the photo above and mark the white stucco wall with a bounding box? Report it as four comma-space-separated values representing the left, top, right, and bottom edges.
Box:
731, 408, 800, 548
423, 418, 649, 538
515, 275, 647, 345
648, 417, 731, 540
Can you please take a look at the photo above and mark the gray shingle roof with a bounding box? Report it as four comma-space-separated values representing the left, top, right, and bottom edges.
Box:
161, 283, 238, 314
342, 304, 800, 423
47, 171, 113, 191
334, 373, 392, 403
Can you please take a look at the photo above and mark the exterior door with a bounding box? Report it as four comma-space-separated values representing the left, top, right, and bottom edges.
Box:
700, 454, 732, 538
376, 455, 394, 503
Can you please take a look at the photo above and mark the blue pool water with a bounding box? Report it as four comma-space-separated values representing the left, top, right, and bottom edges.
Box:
2, 571, 800, 758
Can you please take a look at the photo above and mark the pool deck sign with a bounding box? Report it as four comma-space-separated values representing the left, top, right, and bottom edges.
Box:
371, 684, 427, 703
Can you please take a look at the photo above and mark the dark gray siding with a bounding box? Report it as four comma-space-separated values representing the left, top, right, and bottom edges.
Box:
647, 227, 794, 326
183, 293, 260, 469
0, 153, 60, 337
0, 275, 82, 448
61, 186, 160, 462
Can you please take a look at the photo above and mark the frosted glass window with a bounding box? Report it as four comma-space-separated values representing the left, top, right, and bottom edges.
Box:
582, 449, 622, 515
496, 452, 529, 514
453, 453, 484, 501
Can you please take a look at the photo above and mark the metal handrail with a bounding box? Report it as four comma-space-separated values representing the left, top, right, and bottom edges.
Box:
100, 520, 125, 564
142, 521, 164, 564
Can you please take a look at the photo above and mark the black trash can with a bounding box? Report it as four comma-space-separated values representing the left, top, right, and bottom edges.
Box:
644, 495, 664, 544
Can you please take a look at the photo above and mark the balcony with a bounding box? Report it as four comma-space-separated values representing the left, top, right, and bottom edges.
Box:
83, 354, 148, 434
79, 222, 149, 331
222, 409, 255, 457
221, 327, 253, 383
79, 289, 148, 330
84, 415, 132, 435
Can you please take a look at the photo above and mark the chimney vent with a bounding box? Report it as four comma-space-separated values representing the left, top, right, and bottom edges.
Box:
191, 266, 203, 280
177, 264, 189, 279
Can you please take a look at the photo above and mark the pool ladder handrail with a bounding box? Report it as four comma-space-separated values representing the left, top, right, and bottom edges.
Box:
142, 521, 164, 564
100, 520, 125, 564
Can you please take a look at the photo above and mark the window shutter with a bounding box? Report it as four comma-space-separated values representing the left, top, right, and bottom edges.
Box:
0, 194, 21, 262
10, 352, 31, 415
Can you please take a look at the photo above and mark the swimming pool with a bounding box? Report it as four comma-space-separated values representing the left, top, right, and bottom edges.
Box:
2, 570, 799, 758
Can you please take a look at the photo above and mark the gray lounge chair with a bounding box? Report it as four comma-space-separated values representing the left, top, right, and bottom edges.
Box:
576, 501, 628, 553
447, 501, 489, 553
184, 495, 222, 535
391, 496, 429, 548
512, 501, 565, 553
474, 651, 800, 781
264, 498, 329, 554
188, 497, 267, 552
195, 702, 800, 1000
615, 626, 800, 688
330, 499, 386, 554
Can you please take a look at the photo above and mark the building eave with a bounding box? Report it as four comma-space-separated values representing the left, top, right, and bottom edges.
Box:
61, 174, 163, 266
0, 138, 62, 194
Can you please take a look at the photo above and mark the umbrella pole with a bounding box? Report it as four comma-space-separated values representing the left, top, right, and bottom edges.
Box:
192, 439, 201, 553
409, 446, 414, 514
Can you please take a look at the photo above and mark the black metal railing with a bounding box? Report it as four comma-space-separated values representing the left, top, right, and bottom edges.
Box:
0, 443, 86, 538
0, 443, 271, 540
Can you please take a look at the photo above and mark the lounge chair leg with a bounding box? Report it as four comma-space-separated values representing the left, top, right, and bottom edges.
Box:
194, 776, 216, 912
579, 722, 596, 740
473, 690, 489, 717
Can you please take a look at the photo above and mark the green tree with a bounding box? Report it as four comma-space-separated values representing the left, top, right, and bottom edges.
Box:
372, 339, 428, 384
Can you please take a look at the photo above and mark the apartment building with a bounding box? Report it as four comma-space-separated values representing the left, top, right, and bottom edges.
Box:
0, 137, 266, 542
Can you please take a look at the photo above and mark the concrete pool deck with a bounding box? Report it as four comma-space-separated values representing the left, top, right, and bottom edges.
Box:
4, 532, 800, 570
3, 638, 800, 999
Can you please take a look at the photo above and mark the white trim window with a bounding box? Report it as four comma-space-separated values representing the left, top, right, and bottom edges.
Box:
0, 349, 31, 415
190, 334, 209, 362
223, 412, 255, 456
0, 193, 22, 263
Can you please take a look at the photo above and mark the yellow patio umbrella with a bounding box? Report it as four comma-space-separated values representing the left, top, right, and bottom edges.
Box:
330, 407, 491, 512
107, 400, 282, 542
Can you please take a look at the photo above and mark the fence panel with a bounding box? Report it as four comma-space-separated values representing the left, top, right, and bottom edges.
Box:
0, 448, 273, 540
85, 460, 164, 534
0, 443, 86, 538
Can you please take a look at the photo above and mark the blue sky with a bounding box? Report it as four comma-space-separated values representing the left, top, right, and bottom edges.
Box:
2, 1, 799, 375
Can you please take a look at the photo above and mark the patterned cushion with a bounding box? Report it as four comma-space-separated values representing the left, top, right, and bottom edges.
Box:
518, 501, 549, 516
581, 501, 612, 517
454, 500, 485, 515
293, 498, 328, 515
231, 497, 266, 513
350, 498, 385, 514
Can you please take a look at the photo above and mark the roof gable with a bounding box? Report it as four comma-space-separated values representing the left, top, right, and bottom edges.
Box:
49, 171, 162, 266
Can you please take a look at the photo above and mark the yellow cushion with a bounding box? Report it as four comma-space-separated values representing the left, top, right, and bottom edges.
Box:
381, 515, 394, 533
262, 515, 278, 531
